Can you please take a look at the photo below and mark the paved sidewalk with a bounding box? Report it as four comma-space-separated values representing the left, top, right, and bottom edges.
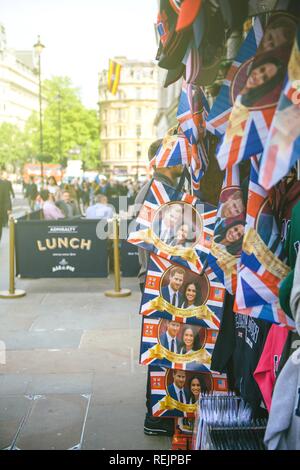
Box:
0, 195, 171, 450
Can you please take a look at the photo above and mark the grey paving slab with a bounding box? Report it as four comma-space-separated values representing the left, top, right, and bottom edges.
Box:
0, 374, 32, 396
79, 328, 141, 353
91, 366, 148, 406
29, 308, 134, 331
14, 394, 90, 450
0, 395, 33, 450
82, 401, 171, 450
0, 315, 37, 333
26, 373, 94, 395
1, 349, 136, 375
2, 330, 83, 351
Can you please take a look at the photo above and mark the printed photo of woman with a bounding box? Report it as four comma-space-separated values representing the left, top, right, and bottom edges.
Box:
214, 220, 246, 255
180, 282, 202, 309
179, 326, 202, 355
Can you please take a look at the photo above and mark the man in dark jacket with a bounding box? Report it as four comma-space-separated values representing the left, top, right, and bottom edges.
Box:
0, 178, 10, 241
0, 171, 15, 225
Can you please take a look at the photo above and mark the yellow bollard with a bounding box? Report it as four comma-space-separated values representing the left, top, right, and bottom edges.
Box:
105, 216, 131, 298
0, 216, 26, 299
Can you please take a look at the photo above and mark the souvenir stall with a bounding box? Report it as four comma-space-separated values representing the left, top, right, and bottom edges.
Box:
129, 0, 300, 451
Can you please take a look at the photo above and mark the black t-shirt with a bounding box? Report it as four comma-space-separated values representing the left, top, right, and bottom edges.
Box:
211, 293, 271, 417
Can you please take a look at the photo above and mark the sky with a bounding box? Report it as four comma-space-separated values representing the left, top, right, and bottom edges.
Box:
0, 0, 158, 108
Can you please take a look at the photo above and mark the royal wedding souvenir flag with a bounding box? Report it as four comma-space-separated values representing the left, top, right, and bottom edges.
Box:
141, 254, 225, 329
127, 180, 217, 274
234, 276, 295, 328
234, 156, 292, 326
259, 26, 300, 190
149, 366, 228, 418
216, 11, 298, 170
152, 80, 210, 192
207, 166, 246, 294
206, 17, 263, 137
140, 317, 218, 371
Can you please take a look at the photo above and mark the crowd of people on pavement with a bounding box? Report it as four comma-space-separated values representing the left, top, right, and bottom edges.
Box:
22, 175, 144, 220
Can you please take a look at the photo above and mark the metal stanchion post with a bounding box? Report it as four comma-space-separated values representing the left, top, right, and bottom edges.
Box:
0, 216, 26, 299
105, 216, 131, 298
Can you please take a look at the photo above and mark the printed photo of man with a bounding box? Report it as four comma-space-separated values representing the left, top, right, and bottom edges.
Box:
161, 266, 185, 307
167, 370, 190, 406
153, 203, 183, 245
159, 320, 181, 353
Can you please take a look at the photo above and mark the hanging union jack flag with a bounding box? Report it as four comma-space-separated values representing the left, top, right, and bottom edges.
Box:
216, 11, 298, 171
150, 366, 228, 418
206, 17, 263, 138
206, 166, 246, 294
140, 317, 218, 372
234, 156, 294, 328
151, 80, 210, 192
127, 180, 217, 274
259, 25, 300, 190
140, 254, 225, 329
177, 80, 210, 191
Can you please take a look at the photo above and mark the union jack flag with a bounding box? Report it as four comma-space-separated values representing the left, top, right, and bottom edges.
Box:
259, 26, 300, 189
206, 17, 263, 137
207, 166, 246, 294
150, 366, 228, 418
234, 156, 294, 327
127, 180, 217, 274
216, 12, 298, 170
141, 254, 225, 329
140, 317, 217, 371
152, 80, 210, 192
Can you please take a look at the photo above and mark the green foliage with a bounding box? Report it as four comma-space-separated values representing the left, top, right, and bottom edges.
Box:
0, 122, 31, 170
0, 76, 101, 171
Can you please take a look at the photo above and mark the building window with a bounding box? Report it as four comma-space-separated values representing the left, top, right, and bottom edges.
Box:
136, 143, 141, 158
119, 144, 122, 158
136, 125, 141, 138
119, 126, 122, 137
136, 87, 141, 99
136, 107, 141, 120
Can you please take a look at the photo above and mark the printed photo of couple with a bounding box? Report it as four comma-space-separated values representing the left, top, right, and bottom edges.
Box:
166, 369, 212, 408
160, 265, 209, 310
231, 12, 297, 110
214, 187, 245, 256
152, 202, 201, 248
159, 320, 206, 355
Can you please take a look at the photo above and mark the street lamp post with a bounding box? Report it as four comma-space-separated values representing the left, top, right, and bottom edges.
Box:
55, 91, 62, 163
33, 35, 45, 187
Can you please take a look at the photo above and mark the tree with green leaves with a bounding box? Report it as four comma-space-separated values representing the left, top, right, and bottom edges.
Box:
0, 122, 30, 171
24, 76, 101, 170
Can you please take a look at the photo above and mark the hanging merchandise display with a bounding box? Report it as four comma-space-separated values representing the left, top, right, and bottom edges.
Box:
206, 17, 263, 137
216, 8, 299, 170
128, 180, 217, 274
140, 254, 225, 329
207, 165, 246, 294
149, 366, 228, 419
233, 156, 295, 328
140, 317, 217, 371
135, 0, 300, 451
259, 26, 300, 190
